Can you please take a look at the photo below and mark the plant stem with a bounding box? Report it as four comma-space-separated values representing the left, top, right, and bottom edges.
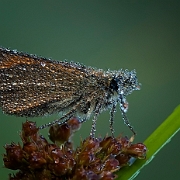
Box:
117, 105, 180, 180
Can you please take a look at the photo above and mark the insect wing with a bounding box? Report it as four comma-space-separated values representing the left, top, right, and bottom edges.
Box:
0, 48, 85, 117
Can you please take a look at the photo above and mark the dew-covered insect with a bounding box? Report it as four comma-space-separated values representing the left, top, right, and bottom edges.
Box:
0, 47, 140, 137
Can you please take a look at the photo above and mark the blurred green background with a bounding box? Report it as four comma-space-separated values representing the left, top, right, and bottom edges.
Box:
0, 1, 180, 179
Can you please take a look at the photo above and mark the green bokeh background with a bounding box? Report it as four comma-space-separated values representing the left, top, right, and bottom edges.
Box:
0, 1, 179, 179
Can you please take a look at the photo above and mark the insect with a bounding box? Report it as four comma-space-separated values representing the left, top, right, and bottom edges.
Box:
0, 47, 140, 138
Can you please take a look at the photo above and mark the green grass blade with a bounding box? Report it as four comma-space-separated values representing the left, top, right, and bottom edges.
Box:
117, 105, 180, 180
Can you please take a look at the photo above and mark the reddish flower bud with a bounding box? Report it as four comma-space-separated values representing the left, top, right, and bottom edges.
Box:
72, 168, 99, 180
29, 151, 47, 169
49, 123, 71, 144
103, 155, 120, 171
99, 171, 116, 180
81, 137, 100, 152
21, 121, 39, 142
3, 143, 24, 170
100, 137, 121, 155
78, 151, 95, 166
23, 142, 38, 154
3, 119, 147, 179
115, 153, 131, 167
67, 117, 81, 132
126, 143, 147, 159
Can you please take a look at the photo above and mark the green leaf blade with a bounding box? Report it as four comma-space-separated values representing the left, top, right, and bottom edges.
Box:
117, 105, 180, 180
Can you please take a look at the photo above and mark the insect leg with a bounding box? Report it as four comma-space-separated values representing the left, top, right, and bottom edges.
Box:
90, 102, 102, 138
119, 95, 136, 135
39, 108, 77, 129
109, 101, 116, 138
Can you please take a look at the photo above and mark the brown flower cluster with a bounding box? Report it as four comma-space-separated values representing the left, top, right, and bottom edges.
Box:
3, 118, 146, 180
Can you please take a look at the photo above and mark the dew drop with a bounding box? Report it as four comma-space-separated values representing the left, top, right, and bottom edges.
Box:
41, 62, 46, 67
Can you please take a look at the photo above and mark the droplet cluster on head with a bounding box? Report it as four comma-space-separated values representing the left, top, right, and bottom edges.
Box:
114, 69, 140, 96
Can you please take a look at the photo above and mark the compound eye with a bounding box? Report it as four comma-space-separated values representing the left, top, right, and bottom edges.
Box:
109, 77, 118, 92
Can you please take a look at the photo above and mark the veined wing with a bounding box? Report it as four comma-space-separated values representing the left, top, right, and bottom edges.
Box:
0, 48, 88, 117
